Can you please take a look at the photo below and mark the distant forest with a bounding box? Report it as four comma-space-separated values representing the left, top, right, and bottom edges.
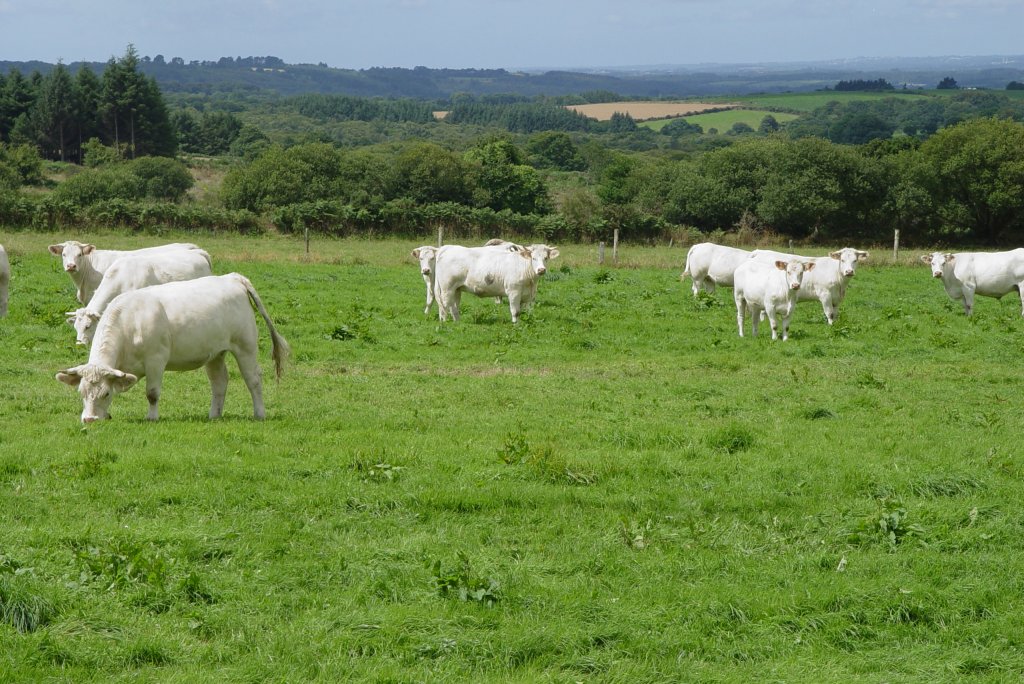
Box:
4, 54, 1024, 98
3, 50, 1024, 248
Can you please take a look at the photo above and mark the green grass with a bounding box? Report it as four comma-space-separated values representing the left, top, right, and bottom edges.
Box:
642, 109, 800, 133
724, 90, 936, 112
2, 231, 1024, 681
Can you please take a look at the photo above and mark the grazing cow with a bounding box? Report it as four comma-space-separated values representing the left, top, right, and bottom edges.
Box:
733, 259, 815, 341
411, 245, 440, 314
48, 241, 202, 304
68, 249, 214, 346
0, 244, 9, 317
56, 273, 289, 423
681, 242, 752, 296
750, 247, 869, 324
434, 243, 559, 323
921, 249, 1024, 316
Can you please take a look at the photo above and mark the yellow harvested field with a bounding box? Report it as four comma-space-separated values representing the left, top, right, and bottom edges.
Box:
565, 101, 739, 121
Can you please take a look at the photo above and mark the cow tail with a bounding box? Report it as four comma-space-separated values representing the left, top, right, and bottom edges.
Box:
681, 246, 694, 281
237, 274, 291, 380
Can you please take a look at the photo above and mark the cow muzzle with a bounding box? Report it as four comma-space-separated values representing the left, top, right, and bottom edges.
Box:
536, 267, 546, 275
65, 264, 77, 272
421, 268, 431, 276
844, 270, 855, 277
790, 283, 801, 290
932, 272, 943, 278
82, 414, 99, 424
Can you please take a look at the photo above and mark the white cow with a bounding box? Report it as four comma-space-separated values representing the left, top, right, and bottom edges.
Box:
0, 244, 9, 317
750, 247, 869, 324
411, 245, 440, 315
733, 259, 815, 341
56, 273, 290, 423
681, 242, 752, 296
68, 249, 214, 345
48, 240, 202, 304
434, 243, 559, 323
922, 249, 1024, 316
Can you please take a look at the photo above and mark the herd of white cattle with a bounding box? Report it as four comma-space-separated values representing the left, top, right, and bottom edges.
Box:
0, 236, 1022, 423
682, 242, 1024, 341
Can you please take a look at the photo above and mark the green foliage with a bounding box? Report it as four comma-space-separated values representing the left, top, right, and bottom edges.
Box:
525, 131, 586, 170
126, 156, 194, 201
0, 141, 43, 187
0, 576, 56, 633
429, 552, 501, 606
81, 137, 122, 167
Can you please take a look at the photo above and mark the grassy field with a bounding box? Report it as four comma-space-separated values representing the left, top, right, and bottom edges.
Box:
722, 91, 935, 113
3, 231, 1024, 681
641, 109, 801, 133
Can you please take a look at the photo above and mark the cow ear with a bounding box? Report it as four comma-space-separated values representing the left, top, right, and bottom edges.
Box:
919, 255, 932, 264
81, 244, 96, 255
56, 369, 83, 387
411, 248, 421, 258
110, 371, 139, 393
65, 312, 78, 326
829, 251, 841, 260
944, 253, 955, 263
805, 261, 816, 271
774, 260, 787, 270
48, 243, 65, 256
548, 248, 560, 259
857, 251, 869, 259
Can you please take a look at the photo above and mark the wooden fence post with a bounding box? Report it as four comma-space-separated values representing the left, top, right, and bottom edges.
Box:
893, 229, 900, 263
304, 225, 310, 256
437, 225, 444, 247
613, 229, 619, 266
598, 242, 605, 265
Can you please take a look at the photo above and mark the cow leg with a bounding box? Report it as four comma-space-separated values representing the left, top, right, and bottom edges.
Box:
767, 308, 780, 340
423, 276, 434, 315
508, 291, 523, 323
961, 287, 975, 316
144, 374, 163, 421
450, 290, 462, 321
734, 295, 746, 337
205, 353, 229, 419
750, 305, 761, 337
822, 295, 836, 325
234, 349, 266, 420
1018, 283, 1024, 317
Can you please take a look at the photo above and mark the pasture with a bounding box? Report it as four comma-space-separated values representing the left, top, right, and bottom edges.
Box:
642, 109, 801, 133
563, 102, 738, 121
2, 232, 1024, 681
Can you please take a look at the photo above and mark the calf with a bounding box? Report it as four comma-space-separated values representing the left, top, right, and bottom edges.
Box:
434, 243, 558, 323
751, 247, 868, 324
56, 273, 289, 423
0, 244, 8, 317
733, 259, 815, 341
68, 249, 213, 345
48, 240, 202, 303
922, 249, 1024, 316
681, 242, 752, 296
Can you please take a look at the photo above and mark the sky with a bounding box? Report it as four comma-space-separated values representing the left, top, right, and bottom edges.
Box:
0, 0, 1021, 70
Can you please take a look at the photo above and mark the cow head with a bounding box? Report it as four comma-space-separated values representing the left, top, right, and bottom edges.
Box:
775, 259, 815, 290
920, 252, 954, 278
67, 308, 101, 346
829, 248, 869, 278
526, 244, 560, 276
49, 241, 96, 274
411, 246, 438, 277
56, 364, 138, 423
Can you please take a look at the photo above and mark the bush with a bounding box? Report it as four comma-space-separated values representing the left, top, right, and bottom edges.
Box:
128, 156, 194, 202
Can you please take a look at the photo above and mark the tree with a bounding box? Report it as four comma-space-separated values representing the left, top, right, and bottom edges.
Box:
758, 115, 780, 134
73, 66, 103, 163
660, 118, 703, 136
937, 76, 959, 90
915, 118, 1024, 243
526, 131, 586, 171
1008, 81, 1024, 91
727, 121, 754, 135
465, 138, 550, 214
32, 61, 75, 160
101, 45, 177, 158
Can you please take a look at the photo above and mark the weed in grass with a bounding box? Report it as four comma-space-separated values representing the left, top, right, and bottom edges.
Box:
848, 499, 925, 548
0, 576, 56, 633
802, 406, 837, 420
619, 518, 655, 550
704, 422, 755, 454
429, 552, 501, 606
854, 371, 887, 390
351, 458, 404, 483
71, 539, 170, 591
593, 269, 614, 284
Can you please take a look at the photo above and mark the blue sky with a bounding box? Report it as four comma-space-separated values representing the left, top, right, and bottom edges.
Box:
1, 0, 1021, 69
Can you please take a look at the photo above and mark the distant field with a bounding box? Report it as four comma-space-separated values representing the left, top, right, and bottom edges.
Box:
641, 109, 800, 133
726, 91, 933, 112
564, 101, 738, 121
